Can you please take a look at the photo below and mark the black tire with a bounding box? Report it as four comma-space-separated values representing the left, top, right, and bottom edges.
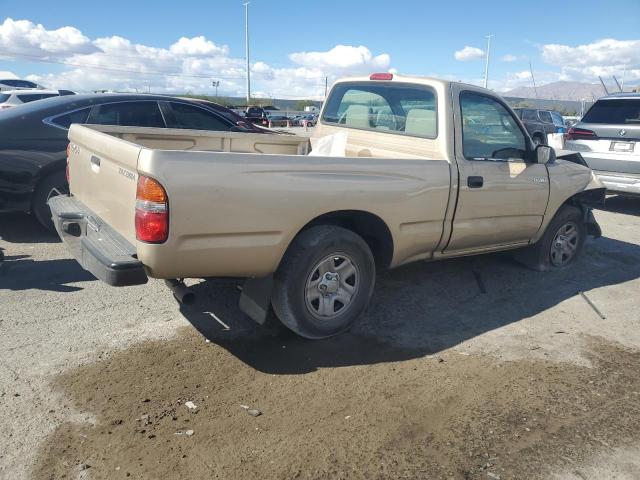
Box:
515, 205, 586, 271
32, 171, 68, 231
271, 225, 375, 339
532, 134, 545, 146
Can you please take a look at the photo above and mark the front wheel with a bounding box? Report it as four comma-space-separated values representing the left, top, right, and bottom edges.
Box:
271, 225, 375, 339
515, 205, 586, 271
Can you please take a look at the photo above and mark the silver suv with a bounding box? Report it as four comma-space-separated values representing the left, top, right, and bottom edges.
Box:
565, 92, 640, 195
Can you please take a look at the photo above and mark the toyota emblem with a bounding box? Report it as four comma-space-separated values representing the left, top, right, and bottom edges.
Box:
619, 129, 627, 136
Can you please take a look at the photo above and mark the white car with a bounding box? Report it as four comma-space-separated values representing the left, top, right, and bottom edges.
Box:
0, 90, 66, 110
564, 93, 640, 195
0, 78, 44, 91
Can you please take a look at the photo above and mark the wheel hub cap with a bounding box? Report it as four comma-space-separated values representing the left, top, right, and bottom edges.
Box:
550, 222, 579, 267
305, 254, 359, 320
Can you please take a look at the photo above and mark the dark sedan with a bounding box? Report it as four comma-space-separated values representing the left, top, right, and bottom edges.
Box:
0, 94, 266, 229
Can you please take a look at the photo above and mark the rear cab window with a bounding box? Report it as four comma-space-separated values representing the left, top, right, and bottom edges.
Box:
322, 82, 437, 138
582, 99, 640, 125
0, 93, 10, 103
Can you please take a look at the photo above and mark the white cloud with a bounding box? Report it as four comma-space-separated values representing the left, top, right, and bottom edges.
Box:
0, 70, 17, 79
454, 46, 485, 61
501, 54, 519, 62
289, 45, 390, 72
169, 36, 229, 57
541, 38, 640, 83
0, 18, 96, 58
2, 19, 392, 99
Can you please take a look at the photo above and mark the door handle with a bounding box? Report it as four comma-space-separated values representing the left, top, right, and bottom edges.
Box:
468, 176, 483, 188
90, 155, 101, 167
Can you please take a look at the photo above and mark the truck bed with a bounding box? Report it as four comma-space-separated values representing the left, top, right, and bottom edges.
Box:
66, 124, 452, 279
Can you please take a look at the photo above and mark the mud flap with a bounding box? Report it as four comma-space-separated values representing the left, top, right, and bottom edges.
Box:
239, 275, 274, 325
584, 208, 602, 238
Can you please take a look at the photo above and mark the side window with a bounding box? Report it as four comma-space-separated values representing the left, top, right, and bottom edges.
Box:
50, 108, 91, 129
538, 110, 553, 123
460, 92, 527, 160
322, 83, 437, 138
88, 101, 165, 127
164, 103, 232, 131
522, 109, 538, 121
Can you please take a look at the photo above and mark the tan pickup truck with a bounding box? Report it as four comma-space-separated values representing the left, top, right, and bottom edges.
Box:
50, 74, 605, 339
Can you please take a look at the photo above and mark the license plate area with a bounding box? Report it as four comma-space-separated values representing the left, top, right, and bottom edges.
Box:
610, 141, 635, 153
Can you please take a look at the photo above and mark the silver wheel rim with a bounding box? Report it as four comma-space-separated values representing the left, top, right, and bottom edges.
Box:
550, 221, 579, 267
304, 253, 359, 320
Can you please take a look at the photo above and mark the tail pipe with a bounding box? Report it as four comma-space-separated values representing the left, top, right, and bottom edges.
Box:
164, 279, 196, 305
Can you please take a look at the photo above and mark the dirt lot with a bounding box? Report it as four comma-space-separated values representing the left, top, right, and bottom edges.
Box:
1, 196, 640, 480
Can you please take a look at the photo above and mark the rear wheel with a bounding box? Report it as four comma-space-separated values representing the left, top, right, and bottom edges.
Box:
515, 205, 586, 271
32, 171, 68, 231
271, 225, 375, 339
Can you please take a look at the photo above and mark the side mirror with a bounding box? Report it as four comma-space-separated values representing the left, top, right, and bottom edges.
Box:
535, 144, 556, 164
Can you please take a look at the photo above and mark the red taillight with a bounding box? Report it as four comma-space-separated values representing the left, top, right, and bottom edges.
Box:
370, 72, 393, 81
135, 175, 168, 243
565, 127, 597, 141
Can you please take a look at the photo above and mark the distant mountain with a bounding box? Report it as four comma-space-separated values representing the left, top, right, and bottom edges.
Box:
503, 81, 637, 102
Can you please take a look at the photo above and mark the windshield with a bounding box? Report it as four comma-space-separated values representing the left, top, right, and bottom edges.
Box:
582, 99, 640, 125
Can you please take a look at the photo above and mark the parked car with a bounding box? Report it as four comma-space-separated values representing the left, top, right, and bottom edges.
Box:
245, 106, 269, 125
266, 114, 290, 127
51, 73, 604, 340
0, 78, 44, 91
564, 115, 580, 128
300, 114, 317, 127
0, 94, 269, 229
513, 108, 566, 145
564, 92, 640, 195
0, 90, 66, 110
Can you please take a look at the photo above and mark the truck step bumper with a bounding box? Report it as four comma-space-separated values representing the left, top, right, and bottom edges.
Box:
48, 195, 148, 286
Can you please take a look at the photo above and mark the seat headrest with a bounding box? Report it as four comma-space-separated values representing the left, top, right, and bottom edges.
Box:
405, 108, 436, 137
344, 105, 372, 129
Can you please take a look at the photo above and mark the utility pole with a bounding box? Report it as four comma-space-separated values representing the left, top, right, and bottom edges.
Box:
243, 2, 251, 104
529, 61, 538, 98
324, 76, 328, 99
483, 34, 493, 89
212, 80, 220, 98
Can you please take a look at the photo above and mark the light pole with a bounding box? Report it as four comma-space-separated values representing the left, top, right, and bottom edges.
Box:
483, 34, 493, 89
212, 80, 220, 98
243, 2, 251, 104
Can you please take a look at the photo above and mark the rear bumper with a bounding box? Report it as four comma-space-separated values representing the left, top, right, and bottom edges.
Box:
48, 195, 148, 286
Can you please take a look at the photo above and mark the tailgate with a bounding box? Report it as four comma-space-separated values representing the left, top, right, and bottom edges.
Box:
68, 124, 141, 244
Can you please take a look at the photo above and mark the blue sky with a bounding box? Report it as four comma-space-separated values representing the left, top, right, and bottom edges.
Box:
1, 0, 639, 97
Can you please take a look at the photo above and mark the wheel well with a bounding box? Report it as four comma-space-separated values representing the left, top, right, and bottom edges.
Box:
301, 210, 394, 269
30, 168, 66, 210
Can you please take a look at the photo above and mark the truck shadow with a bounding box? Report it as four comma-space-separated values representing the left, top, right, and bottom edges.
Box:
0, 212, 60, 243
0, 255, 95, 292
179, 235, 640, 374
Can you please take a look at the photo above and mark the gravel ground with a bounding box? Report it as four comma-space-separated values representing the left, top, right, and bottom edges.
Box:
1, 196, 639, 479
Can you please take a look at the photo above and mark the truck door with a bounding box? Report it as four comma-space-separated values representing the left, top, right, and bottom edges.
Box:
445, 86, 549, 254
